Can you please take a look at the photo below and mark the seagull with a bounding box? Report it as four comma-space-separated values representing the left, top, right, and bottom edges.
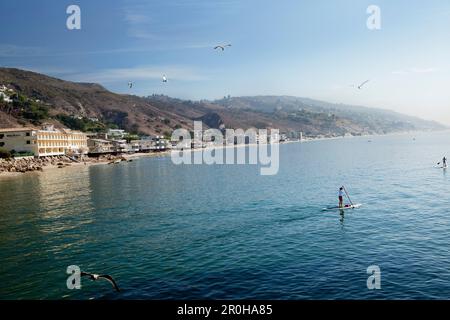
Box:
162, 75, 168, 83
128, 82, 133, 89
356, 80, 370, 90
214, 44, 232, 51
81, 271, 120, 292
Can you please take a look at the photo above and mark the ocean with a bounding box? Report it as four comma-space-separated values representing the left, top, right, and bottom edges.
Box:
1, 131, 450, 299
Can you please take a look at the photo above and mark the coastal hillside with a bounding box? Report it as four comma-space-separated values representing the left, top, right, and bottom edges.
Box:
214, 96, 446, 135
0, 68, 445, 137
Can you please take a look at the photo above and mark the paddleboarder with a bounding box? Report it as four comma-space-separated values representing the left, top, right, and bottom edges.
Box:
338, 187, 345, 208
438, 157, 447, 168
323, 186, 360, 211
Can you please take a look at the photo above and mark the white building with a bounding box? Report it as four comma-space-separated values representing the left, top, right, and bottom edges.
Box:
0, 85, 13, 103
0, 128, 37, 156
87, 139, 114, 154
0, 92, 12, 103
131, 140, 153, 152
107, 129, 126, 139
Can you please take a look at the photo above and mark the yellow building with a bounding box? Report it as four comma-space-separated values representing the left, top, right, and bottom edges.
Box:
65, 130, 89, 156
0, 126, 88, 157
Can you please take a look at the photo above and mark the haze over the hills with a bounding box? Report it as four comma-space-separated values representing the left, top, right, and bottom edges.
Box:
0, 68, 445, 137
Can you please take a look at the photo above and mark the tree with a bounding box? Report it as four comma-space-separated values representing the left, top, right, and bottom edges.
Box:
163, 131, 172, 140
0, 148, 11, 159
124, 134, 139, 143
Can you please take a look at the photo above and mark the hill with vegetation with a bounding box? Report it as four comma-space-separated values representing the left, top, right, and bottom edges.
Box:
214, 96, 445, 136
0, 68, 445, 137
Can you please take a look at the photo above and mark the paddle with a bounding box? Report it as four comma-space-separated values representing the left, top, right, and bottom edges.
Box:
342, 185, 354, 207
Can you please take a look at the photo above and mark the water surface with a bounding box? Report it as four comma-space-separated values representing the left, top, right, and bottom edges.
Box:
1, 131, 450, 299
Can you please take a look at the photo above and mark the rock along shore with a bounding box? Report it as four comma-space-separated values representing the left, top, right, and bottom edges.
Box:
0, 154, 129, 175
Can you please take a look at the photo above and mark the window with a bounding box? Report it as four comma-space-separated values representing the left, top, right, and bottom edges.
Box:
26, 141, 31, 145
0, 142, 4, 147
0, 134, 4, 139
26, 132, 31, 136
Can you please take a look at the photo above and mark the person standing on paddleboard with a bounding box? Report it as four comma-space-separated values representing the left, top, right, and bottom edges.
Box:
443, 157, 447, 168
338, 187, 344, 208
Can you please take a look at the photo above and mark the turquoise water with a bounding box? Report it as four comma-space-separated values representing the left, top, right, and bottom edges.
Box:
2, 131, 450, 300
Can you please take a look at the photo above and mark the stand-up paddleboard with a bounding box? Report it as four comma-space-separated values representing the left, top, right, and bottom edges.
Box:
435, 166, 448, 169
322, 204, 362, 211
323, 186, 361, 211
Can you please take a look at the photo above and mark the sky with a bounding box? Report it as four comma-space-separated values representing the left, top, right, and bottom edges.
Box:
1, 0, 450, 123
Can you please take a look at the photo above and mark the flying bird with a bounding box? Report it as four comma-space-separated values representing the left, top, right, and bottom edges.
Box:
350, 80, 370, 90
81, 271, 120, 292
357, 80, 370, 90
162, 75, 168, 83
128, 82, 133, 89
214, 44, 232, 51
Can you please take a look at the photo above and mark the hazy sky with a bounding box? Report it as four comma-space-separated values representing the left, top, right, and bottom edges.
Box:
1, 0, 450, 123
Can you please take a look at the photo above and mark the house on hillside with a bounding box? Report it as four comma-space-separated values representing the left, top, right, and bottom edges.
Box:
107, 129, 126, 139
0, 85, 13, 103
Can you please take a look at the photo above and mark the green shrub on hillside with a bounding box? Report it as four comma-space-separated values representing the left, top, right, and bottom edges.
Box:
124, 134, 140, 143
56, 114, 107, 132
11, 94, 49, 123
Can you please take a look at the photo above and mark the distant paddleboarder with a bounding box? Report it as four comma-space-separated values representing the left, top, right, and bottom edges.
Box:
338, 187, 345, 208
438, 157, 447, 168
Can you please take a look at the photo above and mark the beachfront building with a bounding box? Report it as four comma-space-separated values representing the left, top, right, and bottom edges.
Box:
153, 136, 168, 151
110, 139, 129, 153
128, 136, 169, 153
191, 139, 205, 149
66, 130, 88, 156
131, 139, 153, 152
0, 128, 37, 156
36, 125, 88, 157
0, 126, 88, 157
87, 139, 115, 154
130, 141, 140, 153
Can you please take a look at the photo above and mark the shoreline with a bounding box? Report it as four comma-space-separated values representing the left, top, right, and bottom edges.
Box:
0, 152, 171, 179
1, 129, 446, 180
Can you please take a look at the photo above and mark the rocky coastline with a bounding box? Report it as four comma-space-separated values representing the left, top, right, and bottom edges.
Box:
0, 154, 129, 175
